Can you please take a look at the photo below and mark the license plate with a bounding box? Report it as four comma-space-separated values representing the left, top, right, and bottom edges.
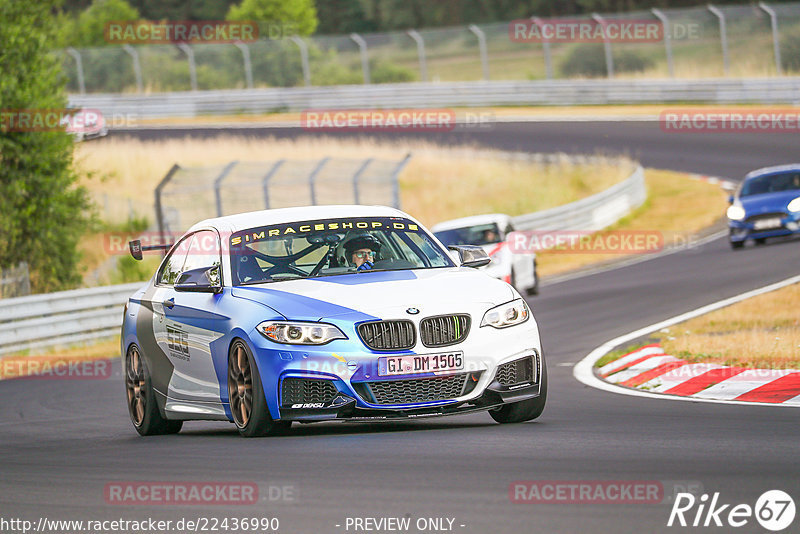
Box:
378, 352, 464, 377
753, 218, 782, 230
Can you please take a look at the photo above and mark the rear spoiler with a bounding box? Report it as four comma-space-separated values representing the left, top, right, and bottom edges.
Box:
128, 239, 173, 261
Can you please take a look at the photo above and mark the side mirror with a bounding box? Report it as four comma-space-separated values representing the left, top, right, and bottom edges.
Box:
175, 266, 222, 294
728, 195, 734, 204
448, 245, 491, 268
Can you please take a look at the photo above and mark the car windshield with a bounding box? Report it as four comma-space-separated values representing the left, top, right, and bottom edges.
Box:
229, 216, 454, 285
434, 223, 502, 247
740, 171, 800, 197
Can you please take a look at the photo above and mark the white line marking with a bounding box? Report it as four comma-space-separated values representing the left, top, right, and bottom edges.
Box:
573, 273, 800, 407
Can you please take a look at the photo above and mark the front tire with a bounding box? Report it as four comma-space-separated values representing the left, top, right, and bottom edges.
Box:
125, 344, 182, 436
490, 359, 547, 424
228, 339, 289, 437
526, 260, 540, 296
730, 240, 744, 249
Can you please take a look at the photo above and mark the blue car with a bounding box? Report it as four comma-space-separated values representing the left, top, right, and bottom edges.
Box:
727, 165, 800, 249
122, 205, 546, 437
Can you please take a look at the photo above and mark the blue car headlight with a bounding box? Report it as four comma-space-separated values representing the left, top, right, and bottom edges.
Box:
726, 204, 746, 221
481, 298, 529, 329
788, 197, 800, 213
256, 321, 347, 345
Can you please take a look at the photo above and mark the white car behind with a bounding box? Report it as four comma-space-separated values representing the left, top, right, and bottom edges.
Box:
432, 214, 538, 295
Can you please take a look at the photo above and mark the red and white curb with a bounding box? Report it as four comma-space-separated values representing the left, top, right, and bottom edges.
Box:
598, 344, 800, 405
574, 273, 800, 407
688, 173, 737, 192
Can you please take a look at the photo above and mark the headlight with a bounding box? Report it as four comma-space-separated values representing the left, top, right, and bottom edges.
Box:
726, 204, 746, 221
481, 298, 529, 329
256, 321, 346, 345
788, 197, 800, 213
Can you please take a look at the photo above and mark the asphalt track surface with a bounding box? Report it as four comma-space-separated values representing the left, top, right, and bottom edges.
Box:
2, 122, 799, 534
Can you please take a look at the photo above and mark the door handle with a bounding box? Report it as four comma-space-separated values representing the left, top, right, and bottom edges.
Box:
163, 298, 175, 309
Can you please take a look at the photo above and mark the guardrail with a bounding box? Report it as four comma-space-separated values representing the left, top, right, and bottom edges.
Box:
0, 154, 643, 356
69, 78, 800, 120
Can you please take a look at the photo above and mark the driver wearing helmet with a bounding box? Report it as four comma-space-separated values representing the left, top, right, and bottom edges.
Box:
344, 234, 381, 271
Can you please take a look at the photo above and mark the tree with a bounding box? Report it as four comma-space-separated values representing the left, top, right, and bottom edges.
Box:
226, 0, 317, 37
74, 0, 140, 47
0, 0, 92, 292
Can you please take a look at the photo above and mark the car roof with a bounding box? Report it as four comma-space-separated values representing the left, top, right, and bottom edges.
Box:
188, 205, 409, 233
431, 213, 511, 232
744, 164, 800, 180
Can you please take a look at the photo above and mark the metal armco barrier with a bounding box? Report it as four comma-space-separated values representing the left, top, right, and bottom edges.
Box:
0, 155, 643, 356
69, 78, 800, 120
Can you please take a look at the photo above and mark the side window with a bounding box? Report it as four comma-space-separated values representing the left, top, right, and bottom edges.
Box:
157, 237, 191, 286
181, 230, 221, 275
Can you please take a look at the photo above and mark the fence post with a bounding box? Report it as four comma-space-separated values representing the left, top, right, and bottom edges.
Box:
308, 157, 330, 206
651, 8, 675, 78
707, 5, 730, 76
122, 44, 144, 92
349, 33, 371, 84
290, 36, 311, 87
177, 43, 198, 90
234, 41, 254, 88
262, 159, 285, 209
351, 158, 373, 204
758, 2, 783, 75
66, 47, 86, 94
390, 153, 412, 209
154, 164, 181, 250
531, 17, 553, 80
591, 14, 614, 79
468, 24, 490, 81
407, 30, 428, 82
214, 161, 239, 217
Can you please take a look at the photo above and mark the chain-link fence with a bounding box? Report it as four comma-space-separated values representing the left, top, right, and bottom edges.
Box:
60, 2, 800, 94
155, 155, 411, 238
0, 263, 31, 299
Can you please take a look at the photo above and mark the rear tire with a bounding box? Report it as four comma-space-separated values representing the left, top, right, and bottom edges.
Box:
228, 339, 289, 437
754, 237, 767, 245
526, 260, 539, 296
490, 358, 547, 424
125, 344, 182, 436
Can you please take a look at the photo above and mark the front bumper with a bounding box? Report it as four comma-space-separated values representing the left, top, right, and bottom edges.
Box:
728, 213, 800, 242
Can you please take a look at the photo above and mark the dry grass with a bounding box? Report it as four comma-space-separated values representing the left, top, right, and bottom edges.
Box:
656, 283, 800, 369
537, 168, 729, 277
74, 136, 629, 228
0, 338, 120, 380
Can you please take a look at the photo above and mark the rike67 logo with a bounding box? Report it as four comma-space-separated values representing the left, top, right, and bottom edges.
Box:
668, 490, 795, 531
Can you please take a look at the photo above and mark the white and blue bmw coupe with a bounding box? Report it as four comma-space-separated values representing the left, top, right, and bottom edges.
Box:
122, 205, 546, 437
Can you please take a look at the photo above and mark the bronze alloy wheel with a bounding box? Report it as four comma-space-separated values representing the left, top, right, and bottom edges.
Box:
125, 345, 146, 427
228, 341, 253, 428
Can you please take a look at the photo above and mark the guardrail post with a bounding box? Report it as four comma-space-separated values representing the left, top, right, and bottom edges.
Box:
468, 24, 490, 81
290, 36, 311, 87
214, 161, 239, 217
707, 5, 730, 76
407, 30, 428, 82
308, 157, 330, 206
351, 158, 373, 204
349, 33, 371, 84
531, 17, 553, 80
390, 153, 412, 209
651, 8, 675, 78
177, 43, 198, 90
591, 14, 614, 79
262, 159, 285, 209
234, 41, 254, 88
122, 44, 144, 92
154, 164, 181, 250
66, 47, 86, 94
758, 2, 783, 76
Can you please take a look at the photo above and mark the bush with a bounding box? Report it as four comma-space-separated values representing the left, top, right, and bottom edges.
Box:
780, 32, 800, 73
559, 43, 654, 78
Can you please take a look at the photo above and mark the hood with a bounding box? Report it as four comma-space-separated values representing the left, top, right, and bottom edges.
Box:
739, 190, 799, 214
230, 268, 515, 321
